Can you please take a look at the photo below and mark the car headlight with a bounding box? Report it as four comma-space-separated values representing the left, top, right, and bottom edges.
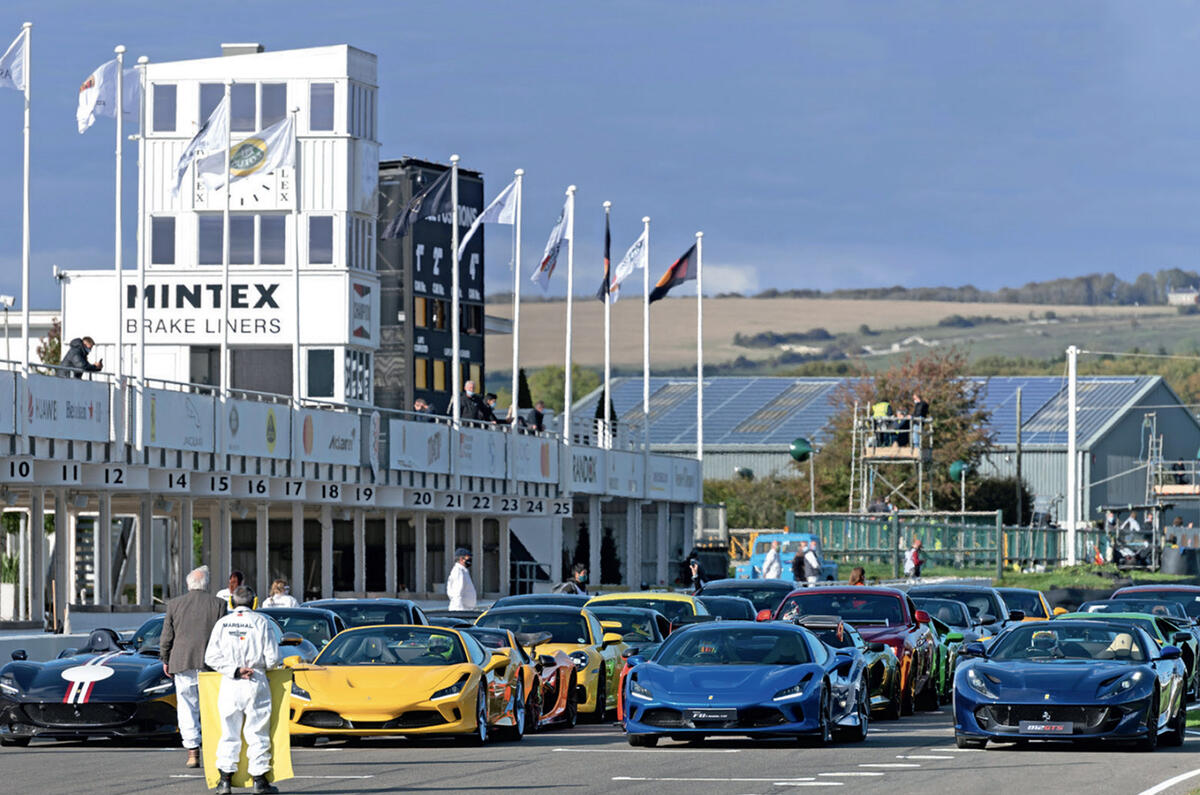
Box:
773, 682, 806, 701
630, 680, 652, 701
569, 651, 590, 671
290, 682, 311, 701
1099, 671, 1145, 699
965, 668, 998, 699
432, 675, 468, 700
0, 674, 20, 696
142, 676, 174, 695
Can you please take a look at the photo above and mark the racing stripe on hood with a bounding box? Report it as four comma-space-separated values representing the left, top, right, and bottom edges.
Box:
79, 651, 123, 703
62, 651, 123, 704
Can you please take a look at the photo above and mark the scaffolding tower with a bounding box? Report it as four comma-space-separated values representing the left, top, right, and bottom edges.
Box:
848, 404, 933, 513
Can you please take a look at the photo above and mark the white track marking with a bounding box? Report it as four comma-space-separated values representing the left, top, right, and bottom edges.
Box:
1135, 768, 1200, 795
613, 777, 813, 783
560, 747, 740, 753
929, 746, 982, 751
859, 763, 921, 768
819, 772, 885, 777
898, 754, 954, 760
170, 775, 374, 780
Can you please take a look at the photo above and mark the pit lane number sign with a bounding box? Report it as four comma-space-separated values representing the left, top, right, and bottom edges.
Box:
405, 490, 571, 516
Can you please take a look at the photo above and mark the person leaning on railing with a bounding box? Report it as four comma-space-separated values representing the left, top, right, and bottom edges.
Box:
62, 336, 103, 378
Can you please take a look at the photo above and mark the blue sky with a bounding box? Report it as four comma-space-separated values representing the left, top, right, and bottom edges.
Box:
2, 1, 1200, 309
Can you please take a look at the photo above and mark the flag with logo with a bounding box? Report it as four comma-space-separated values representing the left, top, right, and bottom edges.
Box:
0, 28, 27, 92
196, 114, 295, 190
610, 227, 648, 303
531, 197, 571, 292
595, 212, 612, 302
173, 95, 229, 196
76, 59, 141, 134
648, 243, 697, 303
457, 177, 519, 260
382, 167, 452, 240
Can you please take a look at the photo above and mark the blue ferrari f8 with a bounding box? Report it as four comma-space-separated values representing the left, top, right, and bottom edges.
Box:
953, 620, 1187, 750
622, 622, 859, 746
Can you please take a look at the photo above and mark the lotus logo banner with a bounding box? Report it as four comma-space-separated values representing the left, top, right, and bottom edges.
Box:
198, 115, 295, 190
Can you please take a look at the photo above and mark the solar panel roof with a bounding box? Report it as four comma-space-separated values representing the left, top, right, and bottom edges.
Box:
574, 375, 1161, 449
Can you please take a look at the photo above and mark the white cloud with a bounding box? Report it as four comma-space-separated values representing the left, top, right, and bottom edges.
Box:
702, 263, 759, 296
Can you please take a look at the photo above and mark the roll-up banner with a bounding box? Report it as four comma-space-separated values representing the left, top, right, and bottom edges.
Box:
569, 447, 604, 494
297, 408, 361, 466
0, 370, 15, 434
456, 427, 507, 478
512, 434, 558, 483
221, 398, 291, 458
672, 457, 701, 502
143, 388, 215, 452
647, 454, 673, 499
21, 373, 110, 442
606, 449, 645, 498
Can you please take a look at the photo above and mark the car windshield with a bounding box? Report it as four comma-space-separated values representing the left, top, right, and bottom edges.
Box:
261, 612, 333, 646
594, 598, 695, 622
588, 609, 660, 641
913, 599, 971, 629
1000, 591, 1047, 619
702, 584, 790, 613
1065, 615, 1157, 639
989, 624, 1148, 662
476, 611, 592, 645
778, 593, 904, 626
701, 598, 755, 620
1081, 600, 1187, 619
317, 627, 466, 666
133, 618, 163, 651
465, 629, 512, 650
1118, 591, 1200, 619
657, 627, 812, 666
915, 590, 1001, 622
808, 626, 854, 649
317, 603, 412, 628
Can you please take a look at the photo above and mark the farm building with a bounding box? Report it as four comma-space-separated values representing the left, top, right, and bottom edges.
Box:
573, 375, 1200, 525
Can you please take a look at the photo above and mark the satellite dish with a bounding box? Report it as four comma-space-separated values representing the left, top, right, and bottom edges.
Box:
790, 437, 814, 462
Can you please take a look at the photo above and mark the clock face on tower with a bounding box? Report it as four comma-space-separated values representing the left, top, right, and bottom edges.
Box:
195, 169, 291, 210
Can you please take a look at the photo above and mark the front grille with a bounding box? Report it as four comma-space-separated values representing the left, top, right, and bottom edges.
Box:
22, 702, 136, 728
297, 710, 447, 731
297, 710, 346, 729
575, 685, 589, 704
738, 706, 789, 727
641, 708, 686, 728
975, 704, 1116, 734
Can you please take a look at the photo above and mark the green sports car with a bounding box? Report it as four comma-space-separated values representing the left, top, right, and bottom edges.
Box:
1055, 611, 1200, 698
796, 615, 904, 720
925, 615, 966, 704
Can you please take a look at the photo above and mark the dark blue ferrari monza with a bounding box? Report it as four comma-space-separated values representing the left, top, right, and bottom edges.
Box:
622, 622, 867, 746
953, 620, 1188, 750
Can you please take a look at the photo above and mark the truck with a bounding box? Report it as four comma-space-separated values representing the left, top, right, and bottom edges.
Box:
734, 532, 839, 581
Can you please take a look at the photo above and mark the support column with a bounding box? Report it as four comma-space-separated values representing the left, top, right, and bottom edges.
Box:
67, 511, 79, 607
353, 508, 366, 595
180, 498, 194, 592
255, 503, 269, 596
550, 515, 563, 585
320, 504, 333, 598
290, 502, 304, 601
384, 509, 397, 595
498, 518, 511, 597
97, 493, 112, 606
16, 511, 27, 619
627, 501, 641, 589
206, 503, 222, 581
136, 496, 152, 609
470, 515, 484, 594
53, 490, 67, 631
655, 502, 668, 587
443, 517, 455, 590
30, 491, 44, 625
414, 513, 428, 594
589, 497, 601, 585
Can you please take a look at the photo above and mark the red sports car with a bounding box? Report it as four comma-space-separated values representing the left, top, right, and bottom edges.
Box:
773, 586, 938, 714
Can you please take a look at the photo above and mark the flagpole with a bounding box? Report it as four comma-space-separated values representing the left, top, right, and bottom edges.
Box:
114, 45, 124, 383
641, 216, 650, 455
450, 155, 461, 426
290, 107, 301, 412
509, 169, 523, 425
695, 231, 704, 465
562, 185, 576, 446
220, 80, 232, 399
136, 57, 148, 393
19, 22, 30, 373
602, 201, 611, 448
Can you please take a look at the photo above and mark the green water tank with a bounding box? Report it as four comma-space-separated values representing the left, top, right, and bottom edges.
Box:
790, 438, 814, 462
949, 460, 971, 481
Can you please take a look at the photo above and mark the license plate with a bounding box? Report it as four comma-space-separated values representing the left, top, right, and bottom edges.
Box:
686, 708, 737, 722
1018, 720, 1073, 735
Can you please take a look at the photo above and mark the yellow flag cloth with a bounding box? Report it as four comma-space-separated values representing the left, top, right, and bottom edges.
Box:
199, 670, 294, 789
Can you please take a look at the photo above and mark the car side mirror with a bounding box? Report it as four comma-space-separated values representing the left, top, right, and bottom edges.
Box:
1007, 610, 1025, 622
622, 646, 641, 659
280, 632, 304, 647
10, 649, 26, 661
865, 642, 887, 653
600, 621, 622, 631
1173, 632, 1192, 646
1159, 645, 1183, 661
537, 654, 557, 668
484, 651, 510, 673
834, 647, 855, 657
961, 642, 988, 658
625, 655, 646, 668
281, 655, 302, 668
601, 632, 624, 649
1052, 607, 1068, 616
944, 632, 964, 643
756, 609, 773, 622
977, 614, 995, 626
913, 609, 931, 625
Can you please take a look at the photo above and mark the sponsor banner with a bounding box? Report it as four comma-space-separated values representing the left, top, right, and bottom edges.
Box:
298, 409, 361, 467
21, 373, 109, 442
672, 457, 701, 502
144, 388, 215, 452
569, 447, 604, 494
388, 419, 450, 474
349, 280, 376, 342
455, 427, 507, 478
606, 449, 645, 498
647, 455, 672, 499
221, 398, 290, 458
512, 435, 557, 483
0, 370, 15, 433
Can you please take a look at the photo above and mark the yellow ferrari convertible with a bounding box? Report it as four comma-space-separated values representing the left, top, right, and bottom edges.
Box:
475, 605, 624, 722
287, 625, 526, 744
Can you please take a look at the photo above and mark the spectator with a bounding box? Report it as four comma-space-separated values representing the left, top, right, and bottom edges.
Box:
911, 391, 930, 444
688, 558, 707, 594
216, 570, 245, 608
904, 538, 926, 579
412, 398, 434, 420
553, 563, 589, 594
791, 541, 807, 583
261, 579, 299, 608
895, 406, 912, 447
62, 336, 103, 378
871, 399, 893, 446
847, 566, 866, 586
1120, 513, 1141, 534
762, 539, 782, 579
479, 393, 508, 425
802, 542, 822, 585
530, 400, 546, 433
446, 547, 476, 611
450, 380, 482, 420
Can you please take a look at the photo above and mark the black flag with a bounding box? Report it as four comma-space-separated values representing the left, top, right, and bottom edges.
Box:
648, 244, 697, 303
595, 211, 612, 301
381, 168, 453, 240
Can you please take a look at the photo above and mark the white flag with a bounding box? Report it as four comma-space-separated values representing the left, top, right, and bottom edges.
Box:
0, 28, 27, 92
609, 227, 648, 302
196, 114, 295, 190
173, 96, 229, 196
76, 60, 139, 133
457, 177, 519, 260
531, 196, 571, 292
